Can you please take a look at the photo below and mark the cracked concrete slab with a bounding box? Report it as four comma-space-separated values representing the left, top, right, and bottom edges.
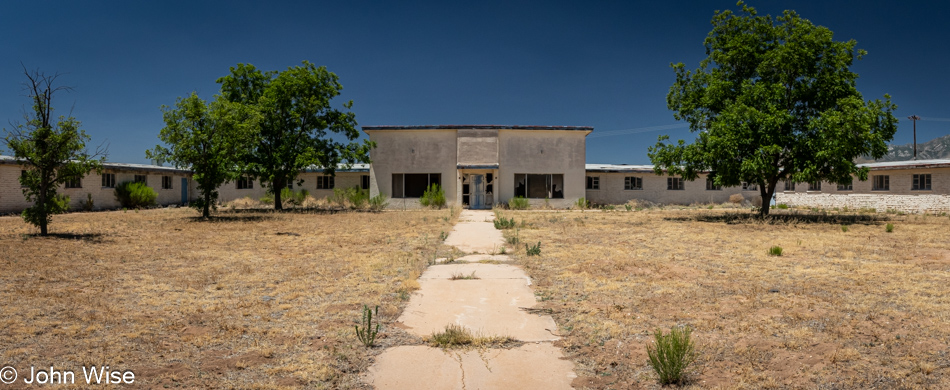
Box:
443, 210, 505, 254
398, 264, 557, 342
365, 344, 576, 390
436, 254, 512, 263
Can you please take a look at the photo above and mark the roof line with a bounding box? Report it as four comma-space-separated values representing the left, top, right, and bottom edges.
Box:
363, 124, 593, 131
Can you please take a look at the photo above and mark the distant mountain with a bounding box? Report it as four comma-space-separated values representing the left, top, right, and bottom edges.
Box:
855, 133, 950, 163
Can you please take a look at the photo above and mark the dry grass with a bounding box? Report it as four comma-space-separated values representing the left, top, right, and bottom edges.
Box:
0, 207, 457, 389
511, 209, 950, 389
425, 324, 514, 349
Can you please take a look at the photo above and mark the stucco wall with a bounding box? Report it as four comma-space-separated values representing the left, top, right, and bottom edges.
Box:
584, 172, 750, 205
1, 164, 194, 213
366, 129, 458, 207
497, 130, 587, 208
775, 167, 950, 213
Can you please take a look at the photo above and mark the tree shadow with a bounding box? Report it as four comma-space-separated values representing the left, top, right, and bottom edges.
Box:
23, 232, 106, 242
665, 211, 890, 225
187, 207, 362, 222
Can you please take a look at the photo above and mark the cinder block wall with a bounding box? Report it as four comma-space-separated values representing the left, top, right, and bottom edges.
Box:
775, 168, 950, 213
584, 172, 752, 205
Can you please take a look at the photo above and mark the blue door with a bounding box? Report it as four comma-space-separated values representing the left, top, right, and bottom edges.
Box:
471, 175, 485, 209
181, 178, 188, 205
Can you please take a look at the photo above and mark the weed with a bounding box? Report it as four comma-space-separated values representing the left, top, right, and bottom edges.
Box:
280, 188, 309, 208
776, 203, 789, 209
499, 246, 507, 254
439, 231, 448, 241
368, 193, 389, 211
526, 241, 541, 256
494, 217, 516, 229
508, 196, 529, 210
82, 193, 95, 212
114, 181, 157, 209
427, 324, 511, 348
355, 305, 380, 347
646, 326, 696, 385
624, 204, 633, 212
450, 271, 479, 280
886, 223, 894, 233
729, 193, 745, 204
841, 224, 849, 232
768, 246, 783, 256
574, 197, 590, 210
505, 228, 521, 246
419, 184, 446, 209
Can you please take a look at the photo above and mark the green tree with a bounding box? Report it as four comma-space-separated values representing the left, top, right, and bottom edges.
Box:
3, 68, 105, 235
217, 61, 373, 210
649, 2, 897, 216
146, 92, 251, 218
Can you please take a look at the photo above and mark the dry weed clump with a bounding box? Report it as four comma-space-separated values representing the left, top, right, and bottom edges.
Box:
509, 209, 950, 389
0, 207, 457, 388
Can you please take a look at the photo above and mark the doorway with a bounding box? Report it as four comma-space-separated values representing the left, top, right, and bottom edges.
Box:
462, 173, 493, 209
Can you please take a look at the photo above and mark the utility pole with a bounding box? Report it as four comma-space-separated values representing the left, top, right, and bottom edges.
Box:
907, 115, 921, 160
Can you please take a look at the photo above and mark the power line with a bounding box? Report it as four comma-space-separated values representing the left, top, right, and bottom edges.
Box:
918, 117, 950, 122
588, 123, 689, 139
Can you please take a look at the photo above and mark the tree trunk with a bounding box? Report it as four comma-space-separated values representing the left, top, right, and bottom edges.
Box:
759, 180, 777, 217
203, 192, 211, 218
273, 181, 283, 211
39, 183, 49, 236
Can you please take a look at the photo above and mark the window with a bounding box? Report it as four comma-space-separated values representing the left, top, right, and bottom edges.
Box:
361, 175, 370, 190
316, 176, 335, 189
134, 175, 147, 184
392, 173, 441, 198
706, 178, 722, 191
237, 176, 253, 189
102, 173, 116, 188
784, 180, 796, 191
808, 181, 822, 191
514, 174, 564, 199
161, 176, 173, 190
667, 177, 684, 190
836, 183, 853, 191
586, 176, 600, 190
872, 175, 889, 191
741, 182, 758, 191
912, 174, 932, 190
65, 176, 82, 189
624, 176, 642, 190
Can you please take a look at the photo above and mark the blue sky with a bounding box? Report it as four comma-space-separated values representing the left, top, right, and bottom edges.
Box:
2, 1, 949, 164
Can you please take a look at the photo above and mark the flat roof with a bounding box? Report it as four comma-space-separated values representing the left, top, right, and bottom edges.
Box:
856, 159, 950, 170
585, 163, 658, 173
1, 155, 192, 174
363, 124, 593, 131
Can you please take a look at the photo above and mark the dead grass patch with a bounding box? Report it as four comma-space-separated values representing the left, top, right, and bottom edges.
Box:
425, 324, 514, 349
510, 208, 950, 389
0, 207, 458, 388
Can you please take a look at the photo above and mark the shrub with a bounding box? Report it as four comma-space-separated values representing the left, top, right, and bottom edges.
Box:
646, 326, 696, 385
841, 224, 849, 232
281, 188, 309, 208
729, 193, 744, 204
768, 246, 783, 256
776, 203, 789, 209
494, 217, 516, 230
368, 193, 388, 211
419, 184, 446, 209
574, 197, 590, 210
354, 305, 380, 347
525, 241, 541, 256
505, 228, 521, 246
114, 181, 157, 209
508, 196, 529, 210
82, 193, 95, 211
331, 187, 370, 209
260, 193, 274, 204
886, 223, 894, 233
624, 204, 633, 212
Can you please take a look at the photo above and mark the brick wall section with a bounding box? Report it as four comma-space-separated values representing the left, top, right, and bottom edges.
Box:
775, 167, 950, 213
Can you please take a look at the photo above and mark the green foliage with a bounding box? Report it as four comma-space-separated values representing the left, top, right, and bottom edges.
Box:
525, 241, 541, 256
332, 187, 370, 209
217, 61, 374, 210
646, 326, 696, 385
885, 223, 894, 233
354, 305, 380, 348
574, 197, 590, 210
147, 92, 250, 218
650, 3, 898, 217
494, 216, 516, 230
419, 184, 446, 209
624, 204, 633, 212
281, 187, 309, 208
368, 193, 388, 211
259, 192, 274, 204
82, 193, 95, 212
114, 181, 158, 209
841, 224, 849, 232
776, 203, 789, 209
768, 246, 783, 256
3, 68, 105, 235
508, 196, 529, 210
505, 228, 521, 246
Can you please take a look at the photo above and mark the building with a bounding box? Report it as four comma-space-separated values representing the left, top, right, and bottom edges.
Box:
775, 159, 950, 213
2, 127, 949, 214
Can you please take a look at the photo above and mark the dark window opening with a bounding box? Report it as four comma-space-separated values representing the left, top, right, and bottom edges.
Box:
392, 173, 441, 198
361, 175, 370, 190
514, 174, 563, 199
625, 176, 642, 190
317, 176, 334, 189
913, 174, 931, 190
706, 178, 721, 190
162, 176, 173, 190
237, 176, 253, 189
667, 177, 684, 190
872, 176, 888, 191
65, 177, 82, 189
586, 176, 599, 190
102, 173, 116, 188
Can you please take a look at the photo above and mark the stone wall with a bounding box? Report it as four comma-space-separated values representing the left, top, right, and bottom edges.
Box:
775, 192, 950, 214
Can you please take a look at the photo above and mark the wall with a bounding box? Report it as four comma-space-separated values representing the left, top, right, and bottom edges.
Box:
775, 167, 950, 213
584, 172, 750, 205
366, 129, 458, 208
497, 130, 587, 208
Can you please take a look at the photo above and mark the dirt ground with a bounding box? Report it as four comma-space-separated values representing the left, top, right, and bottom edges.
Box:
0, 207, 457, 389
503, 208, 950, 389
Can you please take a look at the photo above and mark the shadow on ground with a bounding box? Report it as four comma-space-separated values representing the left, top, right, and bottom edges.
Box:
666, 211, 890, 225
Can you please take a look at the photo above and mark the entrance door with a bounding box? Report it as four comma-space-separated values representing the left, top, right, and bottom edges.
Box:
471, 174, 485, 209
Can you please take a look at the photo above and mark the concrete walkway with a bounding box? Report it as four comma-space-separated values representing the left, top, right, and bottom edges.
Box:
365, 210, 576, 389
